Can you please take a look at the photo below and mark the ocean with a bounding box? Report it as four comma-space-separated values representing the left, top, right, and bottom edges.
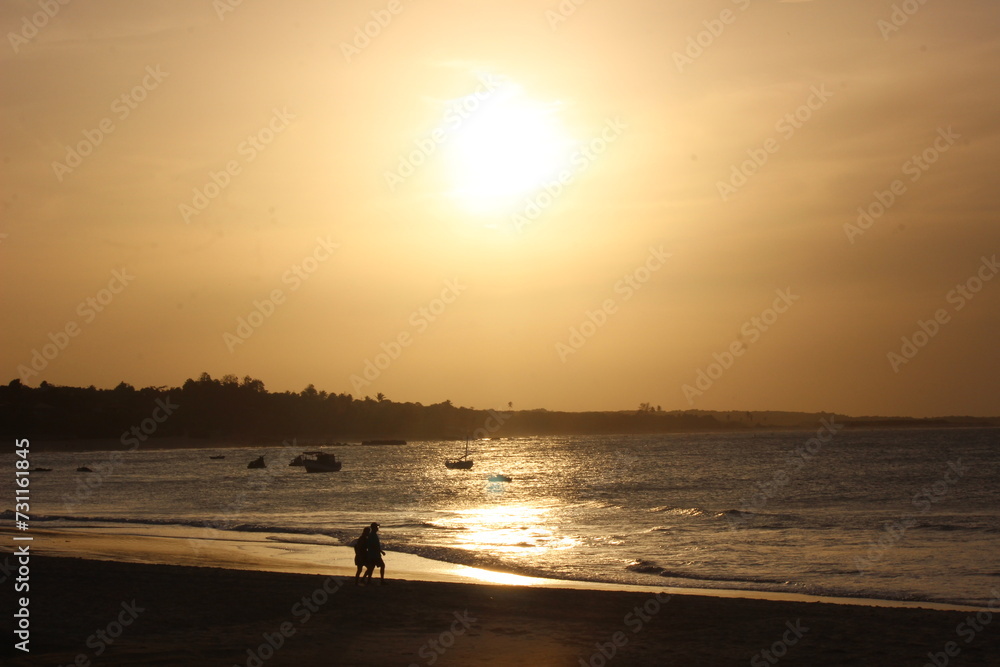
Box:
8, 426, 999, 607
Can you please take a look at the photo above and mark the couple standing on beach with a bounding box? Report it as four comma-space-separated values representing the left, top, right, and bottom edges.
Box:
354, 522, 387, 585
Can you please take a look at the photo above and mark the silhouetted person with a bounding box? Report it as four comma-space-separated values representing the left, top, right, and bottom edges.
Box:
363, 522, 386, 584
353, 526, 370, 585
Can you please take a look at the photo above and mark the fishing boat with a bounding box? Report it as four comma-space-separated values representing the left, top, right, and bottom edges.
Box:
445, 438, 474, 469
290, 451, 338, 469
301, 452, 342, 473
488, 474, 512, 482
247, 456, 266, 469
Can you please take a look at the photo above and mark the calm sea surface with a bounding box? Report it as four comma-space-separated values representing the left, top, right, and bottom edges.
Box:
8, 427, 1000, 606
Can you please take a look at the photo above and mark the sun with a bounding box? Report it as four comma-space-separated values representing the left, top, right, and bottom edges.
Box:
443, 81, 574, 215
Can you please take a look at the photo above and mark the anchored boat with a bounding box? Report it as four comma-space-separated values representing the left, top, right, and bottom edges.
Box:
301, 451, 342, 473
445, 438, 474, 470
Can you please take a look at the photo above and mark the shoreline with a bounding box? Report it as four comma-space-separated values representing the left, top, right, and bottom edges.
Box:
3, 526, 990, 613
7, 555, 1000, 666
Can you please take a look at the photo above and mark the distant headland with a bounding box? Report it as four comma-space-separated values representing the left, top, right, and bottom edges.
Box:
2, 374, 996, 451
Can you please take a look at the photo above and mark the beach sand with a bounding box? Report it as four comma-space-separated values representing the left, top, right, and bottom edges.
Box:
6, 550, 999, 666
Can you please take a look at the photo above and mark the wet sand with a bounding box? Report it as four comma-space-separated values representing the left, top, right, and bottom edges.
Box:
5, 551, 999, 666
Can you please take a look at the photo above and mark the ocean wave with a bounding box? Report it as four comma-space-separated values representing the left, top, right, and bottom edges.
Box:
393, 520, 466, 531
625, 559, 794, 586
645, 506, 798, 525
648, 506, 708, 517
659, 570, 793, 586
888, 519, 1000, 534
377, 541, 566, 581
625, 559, 665, 574
2, 510, 194, 527
265, 534, 337, 546
713, 509, 803, 527
918, 523, 965, 532
1, 511, 345, 541
913, 522, 1000, 534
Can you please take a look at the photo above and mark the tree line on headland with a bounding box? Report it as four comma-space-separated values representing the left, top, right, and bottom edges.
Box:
1, 374, 995, 451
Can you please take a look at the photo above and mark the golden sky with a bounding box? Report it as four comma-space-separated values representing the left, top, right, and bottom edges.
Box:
2, 0, 998, 417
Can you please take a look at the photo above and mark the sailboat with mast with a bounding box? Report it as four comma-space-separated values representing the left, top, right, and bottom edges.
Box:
445, 435, 474, 469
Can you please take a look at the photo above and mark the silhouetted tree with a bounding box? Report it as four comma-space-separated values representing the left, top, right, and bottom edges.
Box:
2, 374, 812, 446
241, 376, 266, 393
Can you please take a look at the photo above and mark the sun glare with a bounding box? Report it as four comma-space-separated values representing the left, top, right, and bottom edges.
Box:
444, 82, 574, 215
459, 568, 542, 586
441, 504, 580, 559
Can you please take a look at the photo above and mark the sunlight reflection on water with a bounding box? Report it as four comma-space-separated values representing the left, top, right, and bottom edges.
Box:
441, 504, 581, 557
15, 429, 1000, 605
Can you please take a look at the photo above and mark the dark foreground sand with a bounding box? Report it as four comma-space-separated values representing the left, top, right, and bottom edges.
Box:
5, 556, 999, 666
